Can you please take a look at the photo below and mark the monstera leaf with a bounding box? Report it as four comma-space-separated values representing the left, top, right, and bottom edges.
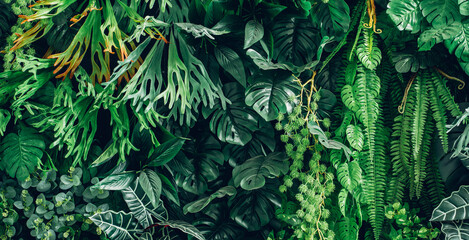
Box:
336, 217, 359, 240
312, 0, 350, 37
90, 211, 142, 240
233, 152, 288, 190
337, 161, 362, 191
245, 70, 300, 121
0, 127, 45, 181
420, 0, 461, 28
445, 19, 469, 61
387, 0, 424, 33
418, 22, 461, 51
192, 203, 245, 240
346, 125, 365, 151
357, 29, 382, 70
228, 183, 281, 231
431, 185, 469, 221
271, 14, 320, 68
202, 82, 260, 146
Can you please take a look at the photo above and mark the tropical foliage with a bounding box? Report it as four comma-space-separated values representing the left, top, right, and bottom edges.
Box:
0, 0, 469, 239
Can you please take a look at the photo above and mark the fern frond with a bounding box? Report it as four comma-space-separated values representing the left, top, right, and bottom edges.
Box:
432, 69, 463, 118
413, 119, 433, 198
427, 70, 449, 152
411, 73, 429, 165
385, 173, 406, 205
424, 150, 446, 209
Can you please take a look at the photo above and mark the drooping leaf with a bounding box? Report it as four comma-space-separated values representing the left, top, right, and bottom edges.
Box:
214, 46, 246, 87
90, 211, 141, 240
232, 152, 289, 190
176, 22, 229, 40
183, 186, 236, 214
0, 127, 45, 181
92, 172, 136, 191
312, 0, 351, 36
431, 185, 469, 221
245, 70, 300, 121
445, 19, 469, 61
244, 20, 264, 49
357, 29, 382, 70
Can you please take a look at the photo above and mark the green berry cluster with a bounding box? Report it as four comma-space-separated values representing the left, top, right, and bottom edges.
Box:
277, 103, 335, 240
2, 0, 35, 71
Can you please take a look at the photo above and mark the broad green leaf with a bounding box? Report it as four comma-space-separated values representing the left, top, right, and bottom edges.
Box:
202, 82, 259, 146
183, 186, 236, 214
147, 138, 185, 167
139, 169, 162, 209
357, 29, 382, 70
159, 173, 180, 206
245, 49, 288, 70
441, 220, 469, 239
338, 188, 349, 217
0, 127, 45, 181
387, 0, 423, 33
346, 125, 365, 151
92, 172, 136, 191
245, 71, 300, 121
341, 85, 360, 112
445, 19, 469, 61
431, 185, 469, 221
244, 20, 264, 49
313, 0, 350, 36
337, 161, 362, 191
176, 23, 229, 40
122, 178, 158, 228
214, 46, 246, 87
159, 220, 206, 240
336, 217, 359, 240
459, 0, 469, 15
90, 211, 141, 240
0, 109, 11, 136
232, 152, 288, 190
229, 184, 281, 231
418, 22, 462, 51
420, 0, 461, 28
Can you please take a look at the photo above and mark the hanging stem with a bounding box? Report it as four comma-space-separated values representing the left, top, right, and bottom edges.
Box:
434, 67, 466, 90
363, 0, 382, 34
398, 73, 417, 114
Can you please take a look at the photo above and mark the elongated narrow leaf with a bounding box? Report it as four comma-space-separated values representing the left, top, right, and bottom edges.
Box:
139, 169, 162, 209
90, 143, 118, 168
441, 220, 469, 239
215, 46, 246, 87
159, 220, 206, 240
431, 185, 469, 221
183, 186, 236, 214
147, 138, 185, 167
90, 211, 141, 240
244, 20, 264, 49
93, 172, 136, 191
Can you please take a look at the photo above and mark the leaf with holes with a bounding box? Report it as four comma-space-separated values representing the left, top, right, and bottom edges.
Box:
431, 185, 469, 221
232, 152, 289, 190
446, 19, 469, 61
420, 0, 461, 28
336, 217, 359, 240
387, 0, 424, 33
357, 29, 382, 70
0, 127, 45, 181
418, 22, 462, 51
346, 125, 365, 151
459, 0, 469, 15
245, 71, 300, 121
341, 85, 360, 112
337, 161, 362, 191
313, 0, 350, 36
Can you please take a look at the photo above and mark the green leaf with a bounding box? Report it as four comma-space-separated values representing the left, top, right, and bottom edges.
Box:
0, 109, 10, 136
90, 144, 118, 168
183, 186, 236, 214
313, 0, 351, 36
245, 71, 300, 121
341, 85, 360, 112
244, 20, 264, 49
357, 29, 382, 70
214, 46, 246, 87
202, 82, 259, 146
445, 19, 469, 61
159, 173, 180, 206
176, 22, 230, 40
147, 138, 185, 167
431, 185, 469, 221
338, 188, 349, 217
387, 0, 423, 33
232, 152, 289, 190
158, 220, 206, 240
346, 125, 365, 151
418, 22, 462, 51
441, 220, 469, 239
139, 169, 162, 209
245, 49, 288, 71
92, 172, 136, 191
122, 178, 161, 228
337, 161, 362, 192
459, 0, 469, 15
229, 184, 280, 231
0, 127, 45, 181
90, 211, 141, 240
420, 0, 461, 28
336, 217, 359, 240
